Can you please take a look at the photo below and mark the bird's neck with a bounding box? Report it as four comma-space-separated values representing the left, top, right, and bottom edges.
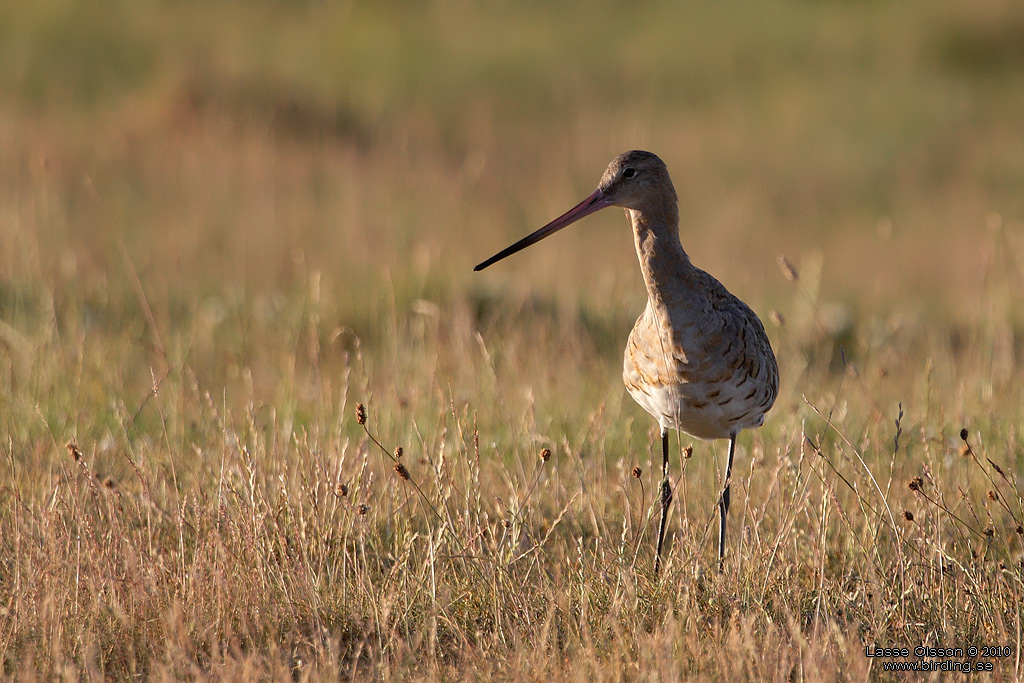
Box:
626, 205, 693, 309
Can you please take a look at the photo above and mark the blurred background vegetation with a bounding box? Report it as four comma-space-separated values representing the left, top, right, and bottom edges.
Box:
5, 0, 1023, 305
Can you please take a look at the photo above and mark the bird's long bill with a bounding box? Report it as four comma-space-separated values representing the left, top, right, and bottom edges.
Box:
474, 188, 610, 271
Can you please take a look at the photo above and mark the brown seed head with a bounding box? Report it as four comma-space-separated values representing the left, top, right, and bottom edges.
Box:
335, 481, 349, 497
908, 477, 923, 492
394, 446, 403, 459
959, 428, 969, 441
67, 442, 83, 462
987, 490, 998, 502
631, 466, 642, 479
355, 403, 367, 425
394, 462, 411, 480
502, 519, 511, 529
903, 510, 914, 522
357, 504, 369, 515
1016, 525, 1023, 535
540, 448, 551, 463
984, 527, 994, 537
102, 476, 117, 490
683, 445, 694, 460
778, 255, 799, 282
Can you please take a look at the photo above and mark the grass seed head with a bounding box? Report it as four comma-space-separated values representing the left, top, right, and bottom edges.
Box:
1016, 525, 1023, 535
394, 462, 411, 480
540, 447, 551, 463
394, 446, 403, 459
984, 527, 995, 537
357, 504, 369, 515
632, 466, 642, 479
355, 403, 367, 425
957, 428, 975, 456
335, 481, 349, 497
778, 255, 799, 282
67, 442, 83, 462
683, 445, 694, 460
908, 477, 923, 491
987, 490, 998, 502
904, 510, 914, 522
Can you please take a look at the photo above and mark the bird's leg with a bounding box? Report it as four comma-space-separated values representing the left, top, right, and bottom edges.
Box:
717, 432, 737, 572
654, 429, 672, 575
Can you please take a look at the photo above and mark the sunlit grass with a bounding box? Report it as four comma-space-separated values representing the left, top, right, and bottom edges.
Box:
2, 0, 1024, 678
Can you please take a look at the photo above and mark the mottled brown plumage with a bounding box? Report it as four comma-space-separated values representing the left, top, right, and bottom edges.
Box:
475, 150, 778, 573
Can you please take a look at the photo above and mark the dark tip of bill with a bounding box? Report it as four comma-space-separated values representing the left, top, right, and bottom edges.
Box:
474, 255, 499, 271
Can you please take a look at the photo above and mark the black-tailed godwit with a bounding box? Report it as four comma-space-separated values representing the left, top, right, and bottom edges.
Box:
475, 150, 778, 573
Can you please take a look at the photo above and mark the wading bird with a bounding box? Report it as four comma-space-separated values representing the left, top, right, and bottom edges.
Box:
475, 151, 778, 573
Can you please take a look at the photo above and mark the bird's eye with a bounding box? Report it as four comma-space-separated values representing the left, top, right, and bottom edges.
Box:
622, 168, 637, 179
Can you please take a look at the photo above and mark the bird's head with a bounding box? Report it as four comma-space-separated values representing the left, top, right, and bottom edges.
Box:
474, 150, 676, 271
596, 150, 677, 211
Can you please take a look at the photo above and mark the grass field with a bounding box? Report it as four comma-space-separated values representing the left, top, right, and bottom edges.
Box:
3, 0, 1024, 678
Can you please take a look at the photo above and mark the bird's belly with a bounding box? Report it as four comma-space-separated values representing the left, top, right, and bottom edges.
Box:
623, 352, 769, 439
624, 380, 752, 439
